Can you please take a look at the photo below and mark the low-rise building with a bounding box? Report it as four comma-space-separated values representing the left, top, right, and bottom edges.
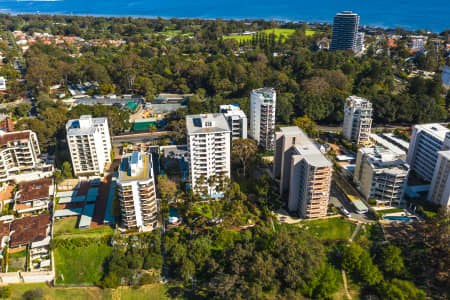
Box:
354, 147, 409, 207
117, 151, 158, 231
219, 104, 247, 140
14, 178, 53, 214
0, 130, 43, 182
10, 214, 50, 248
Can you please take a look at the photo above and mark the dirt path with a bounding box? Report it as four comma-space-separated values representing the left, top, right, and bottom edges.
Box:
341, 269, 352, 300
349, 223, 361, 242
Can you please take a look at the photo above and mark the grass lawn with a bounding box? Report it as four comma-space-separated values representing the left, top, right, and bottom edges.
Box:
9, 283, 170, 300
193, 204, 214, 219
8, 249, 27, 272
54, 243, 112, 284
298, 217, 356, 241
53, 218, 114, 239
223, 28, 316, 42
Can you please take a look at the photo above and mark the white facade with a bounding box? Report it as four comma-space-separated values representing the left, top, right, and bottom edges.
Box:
0, 130, 41, 182
186, 114, 231, 196
354, 148, 409, 207
407, 123, 449, 181
427, 132, 450, 206
250, 88, 276, 151
219, 104, 247, 140
66, 115, 111, 176
0, 77, 6, 91
355, 32, 365, 54
117, 151, 157, 231
343, 96, 373, 145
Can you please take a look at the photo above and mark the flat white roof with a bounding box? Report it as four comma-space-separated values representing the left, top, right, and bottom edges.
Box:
414, 123, 449, 141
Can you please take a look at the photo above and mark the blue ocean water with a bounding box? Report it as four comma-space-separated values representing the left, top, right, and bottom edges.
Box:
0, 0, 448, 32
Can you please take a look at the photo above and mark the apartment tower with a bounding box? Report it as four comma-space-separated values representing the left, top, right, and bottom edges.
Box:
250, 88, 276, 151
273, 126, 332, 218
343, 96, 373, 145
219, 104, 247, 140
186, 113, 231, 196
0, 130, 41, 182
273, 126, 310, 195
406, 123, 449, 181
66, 115, 112, 176
330, 11, 360, 51
117, 151, 157, 231
427, 132, 450, 206
354, 148, 409, 207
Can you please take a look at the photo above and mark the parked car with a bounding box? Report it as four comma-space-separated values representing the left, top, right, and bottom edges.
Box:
341, 208, 351, 218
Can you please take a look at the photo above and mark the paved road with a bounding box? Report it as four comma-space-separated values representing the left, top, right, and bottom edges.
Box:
330, 182, 372, 222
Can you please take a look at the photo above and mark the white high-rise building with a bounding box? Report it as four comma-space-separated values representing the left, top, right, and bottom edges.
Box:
427, 132, 450, 207
66, 115, 112, 176
186, 114, 231, 196
250, 88, 276, 151
354, 147, 409, 207
355, 32, 365, 54
219, 104, 247, 140
407, 123, 449, 181
343, 96, 373, 145
117, 151, 157, 231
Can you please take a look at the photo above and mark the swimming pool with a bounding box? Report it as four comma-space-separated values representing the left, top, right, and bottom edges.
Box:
383, 216, 414, 221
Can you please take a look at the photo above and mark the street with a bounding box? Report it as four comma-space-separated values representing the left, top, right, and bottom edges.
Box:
330, 182, 372, 222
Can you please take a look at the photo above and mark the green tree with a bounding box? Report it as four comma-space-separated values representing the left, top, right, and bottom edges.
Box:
231, 138, 257, 176
378, 279, 426, 300
293, 115, 318, 137
14, 103, 31, 118
61, 161, 73, 179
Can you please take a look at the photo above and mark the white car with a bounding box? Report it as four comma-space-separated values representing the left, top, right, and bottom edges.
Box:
342, 208, 351, 218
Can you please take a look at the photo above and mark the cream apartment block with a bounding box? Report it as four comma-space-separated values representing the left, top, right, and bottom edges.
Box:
66, 115, 111, 176
407, 123, 449, 181
117, 151, 158, 231
273, 126, 332, 219
273, 126, 310, 195
219, 104, 247, 140
354, 147, 409, 207
343, 96, 373, 145
186, 113, 231, 196
249, 88, 276, 151
0, 130, 42, 182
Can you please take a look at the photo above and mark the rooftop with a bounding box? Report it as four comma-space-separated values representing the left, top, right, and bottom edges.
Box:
414, 123, 449, 141
438, 150, 450, 160
293, 144, 332, 168
346, 95, 372, 107
369, 134, 406, 157
186, 113, 230, 135
10, 214, 50, 248
278, 126, 309, 138
66, 115, 107, 136
219, 105, 246, 119
0, 130, 31, 146
118, 151, 153, 183
251, 87, 276, 96
16, 178, 52, 203
360, 147, 409, 172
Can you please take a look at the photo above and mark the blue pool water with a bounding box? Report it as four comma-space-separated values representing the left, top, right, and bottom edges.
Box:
0, 0, 448, 31
383, 216, 414, 221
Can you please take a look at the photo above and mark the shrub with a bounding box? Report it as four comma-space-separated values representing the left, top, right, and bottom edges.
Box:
22, 288, 44, 300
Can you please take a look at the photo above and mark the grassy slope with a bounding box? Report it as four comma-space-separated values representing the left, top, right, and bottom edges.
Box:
223, 28, 316, 42
54, 243, 112, 284
53, 218, 114, 239
10, 283, 168, 300
298, 217, 356, 241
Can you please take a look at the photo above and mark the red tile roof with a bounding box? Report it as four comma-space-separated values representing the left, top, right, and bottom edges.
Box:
0, 131, 30, 146
16, 178, 52, 203
10, 214, 50, 247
